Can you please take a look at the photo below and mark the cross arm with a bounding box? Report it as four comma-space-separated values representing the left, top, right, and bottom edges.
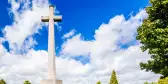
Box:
41, 16, 62, 22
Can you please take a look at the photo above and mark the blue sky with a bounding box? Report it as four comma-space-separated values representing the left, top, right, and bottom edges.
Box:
40, 0, 148, 64
0, 0, 149, 53
0, 0, 149, 65
0, 0, 161, 84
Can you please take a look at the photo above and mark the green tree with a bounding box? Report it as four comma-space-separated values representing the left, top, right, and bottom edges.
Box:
109, 70, 118, 84
158, 76, 168, 84
144, 81, 148, 84
24, 80, 31, 84
136, 0, 168, 78
96, 81, 101, 84
146, 77, 168, 84
0, 79, 6, 84
144, 81, 156, 84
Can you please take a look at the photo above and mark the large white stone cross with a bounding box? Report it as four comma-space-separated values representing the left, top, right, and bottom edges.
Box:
40, 5, 62, 84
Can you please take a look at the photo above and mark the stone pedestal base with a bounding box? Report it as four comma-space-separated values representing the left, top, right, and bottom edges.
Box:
40, 79, 62, 84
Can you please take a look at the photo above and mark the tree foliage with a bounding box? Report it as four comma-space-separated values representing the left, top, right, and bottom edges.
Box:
136, 0, 168, 78
109, 70, 118, 84
24, 80, 31, 84
144, 81, 156, 84
0, 79, 6, 84
144, 77, 168, 84
158, 76, 168, 84
96, 81, 101, 84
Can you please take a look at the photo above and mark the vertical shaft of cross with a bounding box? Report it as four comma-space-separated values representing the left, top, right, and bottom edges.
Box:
48, 5, 56, 80
41, 5, 62, 84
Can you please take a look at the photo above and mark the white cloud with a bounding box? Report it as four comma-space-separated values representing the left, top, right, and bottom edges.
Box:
0, 49, 92, 84
62, 29, 76, 39
0, 41, 7, 59
3, 0, 49, 52
0, 38, 5, 43
61, 34, 92, 57
60, 9, 160, 84
0, 1, 160, 84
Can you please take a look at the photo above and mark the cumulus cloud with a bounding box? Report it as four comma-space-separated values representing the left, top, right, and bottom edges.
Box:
60, 9, 160, 84
62, 29, 76, 39
3, 0, 49, 52
61, 34, 92, 57
0, 48, 92, 84
0, 0, 160, 84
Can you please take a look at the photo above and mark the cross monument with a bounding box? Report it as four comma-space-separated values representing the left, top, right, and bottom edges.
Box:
40, 5, 62, 84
